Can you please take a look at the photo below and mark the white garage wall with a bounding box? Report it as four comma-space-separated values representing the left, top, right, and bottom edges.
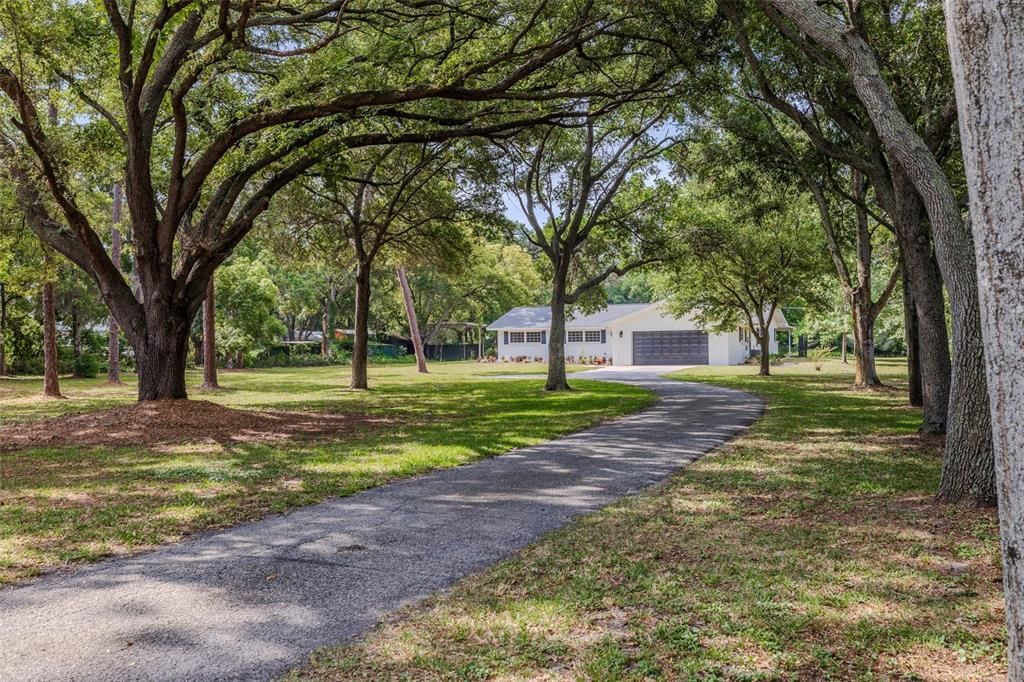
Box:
494, 304, 752, 366
608, 304, 746, 366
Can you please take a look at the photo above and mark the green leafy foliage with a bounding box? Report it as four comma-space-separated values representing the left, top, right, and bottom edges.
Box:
214, 258, 287, 361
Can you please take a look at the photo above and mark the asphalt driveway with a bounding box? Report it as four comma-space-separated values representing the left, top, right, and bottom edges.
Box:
0, 367, 762, 681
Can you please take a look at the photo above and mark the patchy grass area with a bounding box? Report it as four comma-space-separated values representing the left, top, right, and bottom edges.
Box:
290, 358, 1006, 681
0, 362, 652, 586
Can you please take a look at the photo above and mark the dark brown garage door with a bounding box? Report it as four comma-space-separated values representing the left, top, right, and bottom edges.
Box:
632, 330, 709, 365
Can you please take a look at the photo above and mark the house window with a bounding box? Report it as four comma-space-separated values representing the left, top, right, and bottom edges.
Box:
584, 330, 603, 343
526, 331, 544, 343
509, 331, 525, 343
567, 331, 584, 343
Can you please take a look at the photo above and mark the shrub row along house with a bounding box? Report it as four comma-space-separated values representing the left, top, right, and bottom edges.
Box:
487, 303, 791, 365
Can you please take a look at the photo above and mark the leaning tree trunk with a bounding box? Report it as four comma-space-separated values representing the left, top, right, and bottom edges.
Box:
396, 267, 428, 374
42, 280, 62, 398
766, 0, 995, 507
350, 261, 371, 390
201, 279, 219, 389
945, 2, 1024, 671
901, 258, 924, 407
107, 183, 123, 384
545, 265, 571, 391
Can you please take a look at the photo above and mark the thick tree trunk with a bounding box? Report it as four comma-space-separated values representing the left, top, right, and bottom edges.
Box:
42, 280, 62, 398
758, 333, 771, 376
766, 0, 995, 506
852, 304, 882, 386
202, 279, 219, 389
350, 261, 371, 390
901, 259, 924, 407
135, 306, 191, 401
396, 267, 428, 373
945, 2, 1024, 670
546, 268, 570, 391
890, 174, 951, 431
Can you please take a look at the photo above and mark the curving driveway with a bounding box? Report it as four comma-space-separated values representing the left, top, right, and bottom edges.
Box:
0, 367, 762, 682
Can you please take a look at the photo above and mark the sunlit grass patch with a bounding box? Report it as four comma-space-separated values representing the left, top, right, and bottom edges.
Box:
0, 363, 653, 585
288, 358, 1007, 681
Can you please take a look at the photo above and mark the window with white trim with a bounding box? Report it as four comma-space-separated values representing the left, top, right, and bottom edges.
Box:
526, 331, 544, 343
509, 331, 525, 343
567, 330, 584, 343
584, 330, 603, 343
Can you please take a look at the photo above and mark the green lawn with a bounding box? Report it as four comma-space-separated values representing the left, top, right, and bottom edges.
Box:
0, 362, 652, 585
290, 359, 1007, 681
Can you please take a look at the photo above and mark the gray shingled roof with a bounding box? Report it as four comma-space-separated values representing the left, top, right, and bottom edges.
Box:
487, 304, 654, 331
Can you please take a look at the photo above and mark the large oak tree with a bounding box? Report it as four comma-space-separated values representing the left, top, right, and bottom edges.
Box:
721, 0, 995, 506
500, 110, 674, 391
0, 0, 665, 400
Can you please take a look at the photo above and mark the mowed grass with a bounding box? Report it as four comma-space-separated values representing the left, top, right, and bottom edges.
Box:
290, 359, 1006, 681
0, 362, 652, 586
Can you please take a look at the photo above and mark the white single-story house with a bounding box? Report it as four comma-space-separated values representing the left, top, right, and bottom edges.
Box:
487, 302, 792, 366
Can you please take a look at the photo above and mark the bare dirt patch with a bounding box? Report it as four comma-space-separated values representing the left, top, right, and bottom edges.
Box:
0, 400, 389, 452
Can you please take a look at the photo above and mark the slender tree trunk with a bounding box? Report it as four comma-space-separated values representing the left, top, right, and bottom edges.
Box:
321, 297, 331, 358
396, 267, 428, 373
42, 280, 62, 398
754, 309, 771, 377
901, 259, 924, 407
766, 0, 995, 507
851, 185, 883, 387
351, 261, 371, 390
71, 310, 82, 370
201, 278, 219, 389
758, 331, 771, 376
841, 333, 848, 364
0, 284, 6, 377
546, 265, 570, 391
945, 2, 1024, 669
107, 183, 123, 384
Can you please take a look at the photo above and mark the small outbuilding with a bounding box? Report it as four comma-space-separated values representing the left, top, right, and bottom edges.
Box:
486, 302, 791, 366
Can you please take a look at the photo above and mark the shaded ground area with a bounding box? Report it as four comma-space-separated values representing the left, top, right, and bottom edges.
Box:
0, 364, 652, 586
291, 359, 1006, 681
0, 368, 753, 682
0, 400, 388, 453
